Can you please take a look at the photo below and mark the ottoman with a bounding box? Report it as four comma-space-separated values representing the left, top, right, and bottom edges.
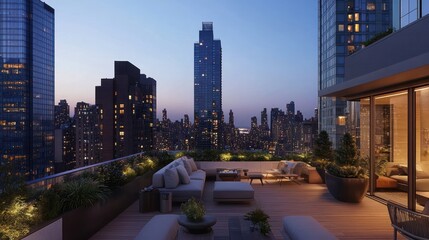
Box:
213, 181, 254, 202
248, 172, 264, 185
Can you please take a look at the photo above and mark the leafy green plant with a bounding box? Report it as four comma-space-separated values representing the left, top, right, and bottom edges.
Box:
96, 161, 125, 188
313, 130, 333, 162
362, 28, 393, 47
58, 178, 110, 212
37, 188, 62, 221
122, 165, 136, 183
326, 164, 366, 178
180, 197, 205, 222
244, 208, 271, 236
0, 196, 38, 240
327, 133, 367, 178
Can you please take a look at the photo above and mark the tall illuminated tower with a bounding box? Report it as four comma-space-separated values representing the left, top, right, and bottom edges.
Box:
194, 22, 222, 150
0, 0, 55, 180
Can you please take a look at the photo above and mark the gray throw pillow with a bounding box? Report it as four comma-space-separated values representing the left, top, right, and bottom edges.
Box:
176, 165, 190, 184
164, 167, 179, 189
182, 159, 193, 175
186, 157, 198, 171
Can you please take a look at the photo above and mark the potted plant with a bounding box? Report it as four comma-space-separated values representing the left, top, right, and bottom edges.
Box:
325, 133, 369, 203
312, 130, 334, 183
180, 197, 206, 222
244, 208, 271, 236
179, 198, 217, 234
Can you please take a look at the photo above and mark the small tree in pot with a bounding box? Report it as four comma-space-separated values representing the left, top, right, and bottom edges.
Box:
312, 130, 334, 183
325, 133, 368, 203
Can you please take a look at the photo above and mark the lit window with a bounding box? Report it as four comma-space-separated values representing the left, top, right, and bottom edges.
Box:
119, 131, 124, 136
347, 25, 353, 32
338, 116, 346, 126
355, 24, 360, 32
129, 95, 132, 100
338, 24, 344, 31
120, 104, 124, 108
348, 14, 353, 22
354, 13, 360, 21
367, 2, 375, 10
119, 110, 124, 114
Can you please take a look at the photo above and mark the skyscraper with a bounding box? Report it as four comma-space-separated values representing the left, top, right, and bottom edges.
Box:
318, 0, 392, 147
75, 102, 101, 167
55, 100, 70, 128
140, 74, 156, 151
96, 61, 154, 160
194, 22, 222, 150
0, 0, 55, 180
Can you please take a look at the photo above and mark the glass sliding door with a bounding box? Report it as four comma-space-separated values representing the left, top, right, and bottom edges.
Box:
373, 91, 408, 205
415, 86, 429, 210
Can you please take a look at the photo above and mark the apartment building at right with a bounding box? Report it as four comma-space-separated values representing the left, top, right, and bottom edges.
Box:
320, 1, 429, 210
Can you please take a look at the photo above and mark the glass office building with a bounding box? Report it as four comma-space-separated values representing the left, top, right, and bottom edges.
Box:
0, 0, 55, 180
318, 0, 392, 148
194, 22, 222, 150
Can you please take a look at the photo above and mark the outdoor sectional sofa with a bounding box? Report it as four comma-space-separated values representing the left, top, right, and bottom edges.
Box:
152, 156, 206, 202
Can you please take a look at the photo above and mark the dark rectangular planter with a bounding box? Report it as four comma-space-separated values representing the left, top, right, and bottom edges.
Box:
62, 172, 153, 240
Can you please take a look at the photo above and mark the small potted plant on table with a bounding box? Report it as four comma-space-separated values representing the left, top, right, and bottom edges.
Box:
244, 208, 271, 236
178, 197, 216, 234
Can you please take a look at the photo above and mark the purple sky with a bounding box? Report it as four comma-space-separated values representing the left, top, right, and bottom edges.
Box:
45, 0, 318, 128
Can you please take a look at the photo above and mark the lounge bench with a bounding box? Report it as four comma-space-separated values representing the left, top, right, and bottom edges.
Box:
283, 216, 338, 240
134, 214, 179, 240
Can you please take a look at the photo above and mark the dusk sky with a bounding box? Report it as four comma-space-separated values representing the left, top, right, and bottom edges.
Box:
44, 0, 318, 128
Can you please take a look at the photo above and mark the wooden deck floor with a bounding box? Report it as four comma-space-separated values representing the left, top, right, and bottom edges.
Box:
91, 179, 402, 240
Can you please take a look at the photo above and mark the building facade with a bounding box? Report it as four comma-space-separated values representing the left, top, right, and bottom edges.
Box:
318, 0, 392, 148
54, 99, 74, 172
320, 4, 429, 210
96, 61, 154, 161
194, 22, 223, 150
0, 0, 55, 180
75, 102, 101, 168
140, 75, 156, 151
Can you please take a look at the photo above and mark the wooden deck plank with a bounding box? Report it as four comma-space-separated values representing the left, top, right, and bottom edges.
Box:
90, 179, 403, 240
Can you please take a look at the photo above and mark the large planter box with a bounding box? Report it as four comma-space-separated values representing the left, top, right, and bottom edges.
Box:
325, 172, 369, 203
61, 172, 152, 240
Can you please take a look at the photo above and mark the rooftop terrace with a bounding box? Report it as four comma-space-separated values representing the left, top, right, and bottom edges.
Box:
91, 179, 400, 240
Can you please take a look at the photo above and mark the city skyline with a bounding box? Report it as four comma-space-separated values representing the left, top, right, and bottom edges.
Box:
43, 0, 318, 128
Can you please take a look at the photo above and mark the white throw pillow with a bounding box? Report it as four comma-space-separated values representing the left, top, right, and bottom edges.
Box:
164, 167, 179, 189
176, 165, 191, 184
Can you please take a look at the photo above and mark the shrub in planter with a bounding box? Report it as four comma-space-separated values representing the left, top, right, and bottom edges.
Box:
325, 133, 368, 203
38, 177, 111, 220
38, 188, 62, 221
96, 161, 126, 188
59, 178, 110, 212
